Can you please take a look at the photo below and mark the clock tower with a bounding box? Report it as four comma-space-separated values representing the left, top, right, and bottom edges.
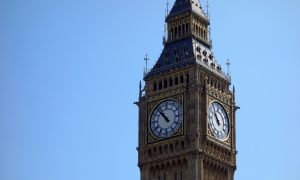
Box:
136, 0, 237, 179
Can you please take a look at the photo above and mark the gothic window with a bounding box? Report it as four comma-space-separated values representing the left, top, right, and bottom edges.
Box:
176, 57, 180, 64
196, 46, 201, 52
171, 28, 174, 38
180, 75, 184, 84
180, 141, 185, 149
159, 147, 163, 155
186, 23, 189, 33
164, 145, 168, 153
169, 78, 173, 87
175, 77, 178, 85
148, 149, 152, 157
159, 81, 162, 90
164, 79, 168, 88
179, 26, 182, 35
174, 48, 178, 56
175, 27, 178, 37
186, 74, 190, 84
170, 144, 174, 152
185, 54, 189, 60
182, 24, 185, 34
153, 82, 157, 91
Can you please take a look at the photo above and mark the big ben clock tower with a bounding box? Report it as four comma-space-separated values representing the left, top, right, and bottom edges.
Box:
136, 0, 237, 179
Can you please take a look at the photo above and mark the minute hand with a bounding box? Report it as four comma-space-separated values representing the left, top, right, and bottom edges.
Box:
158, 110, 170, 123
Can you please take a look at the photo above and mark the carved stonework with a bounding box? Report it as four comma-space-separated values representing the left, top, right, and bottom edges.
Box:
147, 93, 186, 144
137, 0, 237, 179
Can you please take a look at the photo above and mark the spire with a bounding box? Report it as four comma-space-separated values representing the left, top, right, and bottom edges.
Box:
167, 0, 208, 22
144, 0, 230, 83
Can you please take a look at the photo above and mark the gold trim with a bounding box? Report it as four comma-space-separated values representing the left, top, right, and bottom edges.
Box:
147, 94, 185, 144
206, 97, 232, 146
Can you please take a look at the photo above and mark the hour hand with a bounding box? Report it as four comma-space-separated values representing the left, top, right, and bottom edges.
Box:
158, 110, 170, 123
214, 113, 220, 126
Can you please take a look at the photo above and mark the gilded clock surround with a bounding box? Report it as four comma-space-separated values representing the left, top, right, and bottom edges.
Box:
206, 98, 232, 147
147, 94, 186, 144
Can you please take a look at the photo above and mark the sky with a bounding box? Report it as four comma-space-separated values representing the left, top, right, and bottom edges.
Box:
0, 0, 299, 180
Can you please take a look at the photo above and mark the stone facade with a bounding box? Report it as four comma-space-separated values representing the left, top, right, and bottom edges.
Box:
136, 1, 237, 180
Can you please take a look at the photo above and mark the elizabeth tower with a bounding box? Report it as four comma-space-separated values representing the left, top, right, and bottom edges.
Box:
136, 0, 237, 179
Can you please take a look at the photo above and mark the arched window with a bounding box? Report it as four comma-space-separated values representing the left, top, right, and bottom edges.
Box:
176, 57, 180, 64
180, 75, 184, 83
175, 77, 179, 85
169, 78, 173, 87
164, 79, 168, 88
159, 81, 162, 90
186, 23, 189, 33
178, 25, 182, 35
153, 82, 157, 91
186, 74, 190, 84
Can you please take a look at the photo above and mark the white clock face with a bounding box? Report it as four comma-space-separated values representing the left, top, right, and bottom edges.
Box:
150, 100, 183, 138
208, 102, 230, 140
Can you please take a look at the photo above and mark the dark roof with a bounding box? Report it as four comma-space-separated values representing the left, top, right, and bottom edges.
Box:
145, 38, 229, 81
144, 0, 230, 82
167, 0, 208, 21
146, 38, 195, 77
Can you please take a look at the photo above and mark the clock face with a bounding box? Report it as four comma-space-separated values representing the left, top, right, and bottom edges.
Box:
150, 100, 183, 138
208, 102, 230, 141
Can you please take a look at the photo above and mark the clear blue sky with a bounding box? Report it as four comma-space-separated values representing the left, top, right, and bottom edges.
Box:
0, 0, 299, 179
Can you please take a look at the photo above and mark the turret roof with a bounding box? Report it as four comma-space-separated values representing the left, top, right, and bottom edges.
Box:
167, 0, 208, 21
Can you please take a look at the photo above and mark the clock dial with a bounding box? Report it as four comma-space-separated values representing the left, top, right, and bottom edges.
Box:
208, 102, 230, 140
150, 100, 183, 138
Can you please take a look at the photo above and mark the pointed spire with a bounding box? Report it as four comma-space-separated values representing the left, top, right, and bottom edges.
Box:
167, 0, 208, 22
233, 85, 236, 101
139, 80, 142, 99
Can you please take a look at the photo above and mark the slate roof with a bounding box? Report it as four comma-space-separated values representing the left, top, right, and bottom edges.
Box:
145, 38, 229, 81
167, 0, 208, 21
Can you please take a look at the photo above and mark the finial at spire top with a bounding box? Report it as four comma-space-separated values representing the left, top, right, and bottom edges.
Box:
144, 53, 149, 72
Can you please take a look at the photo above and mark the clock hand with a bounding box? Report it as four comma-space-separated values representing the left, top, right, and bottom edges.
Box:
157, 109, 170, 123
214, 113, 220, 126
